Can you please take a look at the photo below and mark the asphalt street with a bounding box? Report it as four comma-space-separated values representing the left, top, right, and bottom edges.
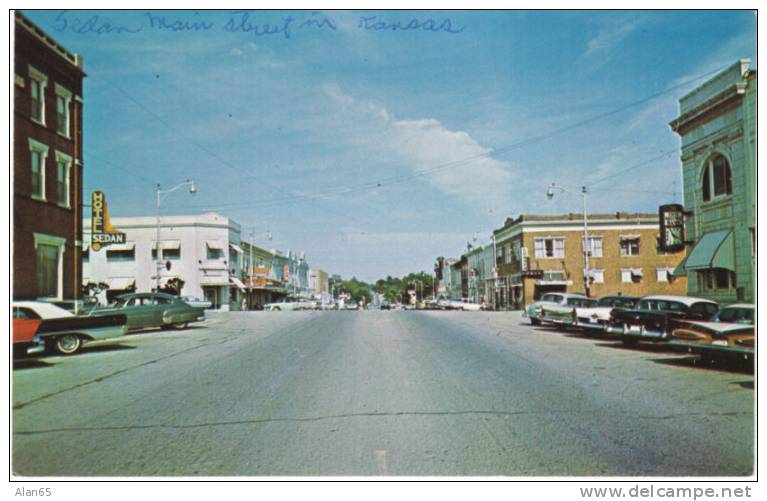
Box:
12, 311, 754, 477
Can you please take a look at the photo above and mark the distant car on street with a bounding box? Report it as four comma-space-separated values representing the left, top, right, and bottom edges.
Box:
437, 298, 482, 311
91, 292, 205, 331
13, 301, 127, 355
264, 298, 315, 311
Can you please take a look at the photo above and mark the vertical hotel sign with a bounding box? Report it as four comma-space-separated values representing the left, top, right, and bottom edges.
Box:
91, 191, 126, 251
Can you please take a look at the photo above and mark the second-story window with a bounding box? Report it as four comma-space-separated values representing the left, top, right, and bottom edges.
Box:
28, 138, 49, 201
620, 237, 640, 256
55, 151, 72, 208
702, 154, 732, 202
28, 66, 47, 125
586, 236, 602, 257
534, 237, 564, 258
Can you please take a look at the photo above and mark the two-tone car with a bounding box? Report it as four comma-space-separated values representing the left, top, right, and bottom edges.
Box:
573, 295, 640, 333
91, 292, 205, 331
523, 292, 587, 326
606, 295, 719, 346
13, 301, 127, 355
540, 296, 597, 328
669, 303, 755, 361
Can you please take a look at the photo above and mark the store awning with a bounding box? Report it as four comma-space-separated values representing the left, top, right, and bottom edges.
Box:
631, 268, 643, 276
106, 242, 135, 252
229, 276, 246, 291
107, 277, 135, 290
683, 229, 735, 272
229, 243, 244, 254
152, 240, 181, 250
205, 240, 224, 250
200, 276, 229, 286
672, 256, 688, 277
620, 234, 641, 240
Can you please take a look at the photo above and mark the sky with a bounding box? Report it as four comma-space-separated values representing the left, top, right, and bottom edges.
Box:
20, 9, 756, 282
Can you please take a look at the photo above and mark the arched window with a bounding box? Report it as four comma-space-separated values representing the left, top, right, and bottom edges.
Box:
702, 154, 732, 202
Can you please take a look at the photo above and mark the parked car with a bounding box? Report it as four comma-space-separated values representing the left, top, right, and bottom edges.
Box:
380, 301, 391, 310
669, 303, 755, 361
573, 295, 641, 333
523, 293, 587, 326
606, 295, 719, 346
42, 296, 101, 314
180, 296, 213, 309
344, 300, 360, 311
540, 296, 598, 328
438, 298, 482, 311
13, 301, 127, 355
264, 298, 314, 311
91, 292, 205, 331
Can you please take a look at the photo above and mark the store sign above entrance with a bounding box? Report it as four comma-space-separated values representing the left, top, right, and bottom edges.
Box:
91, 191, 126, 251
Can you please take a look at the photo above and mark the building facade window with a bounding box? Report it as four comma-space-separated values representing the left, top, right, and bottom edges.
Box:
55, 151, 72, 208
54, 83, 73, 138
28, 65, 48, 125
702, 154, 732, 202
152, 248, 181, 260
586, 236, 603, 257
621, 268, 643, 283
107, 248, 136, 262
620, 237, 640, 256
28, 138, 49, 200
33, 233, 65, 299
534, 237, 565, 258
656, 268, 673, 282
542, 270, 566, 282
697, 269, 736, 290
207, 247, 223, 260
589, 269, 604, 284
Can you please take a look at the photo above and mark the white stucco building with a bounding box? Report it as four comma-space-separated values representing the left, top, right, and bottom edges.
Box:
83, 212, 245, 310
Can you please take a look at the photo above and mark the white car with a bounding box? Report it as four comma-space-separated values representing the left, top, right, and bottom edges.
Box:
573, 295, 640, 332
264, 298, 314, 311
438, 298, 482, 311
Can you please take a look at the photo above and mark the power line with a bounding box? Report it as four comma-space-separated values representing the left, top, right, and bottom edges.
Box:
88, 61, 724, 215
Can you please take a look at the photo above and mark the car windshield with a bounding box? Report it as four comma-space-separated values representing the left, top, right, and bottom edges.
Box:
638, 300, 685, 312
597, 297, 637, 308
715, 307, 754, 324
541, 294, 561, 303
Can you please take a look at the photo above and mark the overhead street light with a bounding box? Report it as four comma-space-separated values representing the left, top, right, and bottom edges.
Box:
546, 182, 591, 298
155, 180, 196, 292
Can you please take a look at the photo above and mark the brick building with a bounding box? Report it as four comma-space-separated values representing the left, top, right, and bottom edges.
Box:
13, 12, 86, 300
669, 60, 756, 304
493, 213, 687, 309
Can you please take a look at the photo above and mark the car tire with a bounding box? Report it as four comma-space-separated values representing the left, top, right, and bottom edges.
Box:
622, 337, 639, 348
273, 307, 281, 311
54, 334, 82, 355
530, 318, 541, 326
172, 322, 188, 330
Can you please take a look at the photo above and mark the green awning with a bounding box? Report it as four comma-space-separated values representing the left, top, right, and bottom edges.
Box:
683, 229, 735, 272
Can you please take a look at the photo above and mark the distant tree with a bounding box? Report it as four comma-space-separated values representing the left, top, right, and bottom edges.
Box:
160, 277, 185, 296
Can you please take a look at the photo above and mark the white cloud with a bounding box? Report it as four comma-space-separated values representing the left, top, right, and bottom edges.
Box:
322, 85, 514, 212
582, 19, 638, 59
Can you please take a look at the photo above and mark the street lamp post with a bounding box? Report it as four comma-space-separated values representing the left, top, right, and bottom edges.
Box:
546, 183, 591, 298
155, 180, 196, 293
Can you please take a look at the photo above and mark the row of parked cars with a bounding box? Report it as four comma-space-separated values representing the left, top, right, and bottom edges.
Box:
523, 293, 755, 362
12, 292, 208, 357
